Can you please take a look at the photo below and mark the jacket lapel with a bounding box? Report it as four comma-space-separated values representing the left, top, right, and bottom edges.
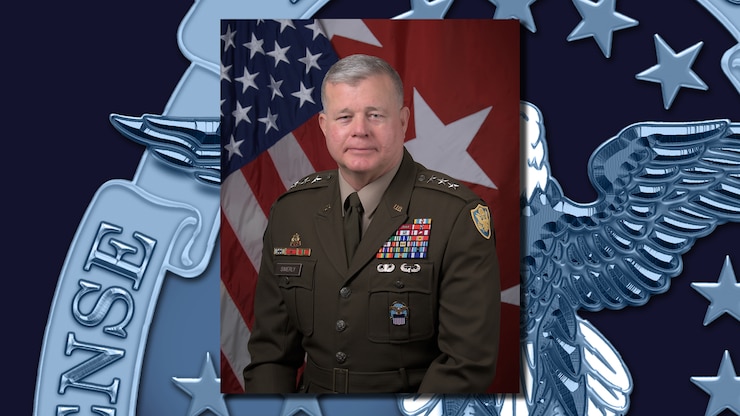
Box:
314, 179, 347, 277
346, 150, 418, 279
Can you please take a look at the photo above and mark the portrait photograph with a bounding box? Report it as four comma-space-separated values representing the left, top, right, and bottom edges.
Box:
219, 18, 520, 394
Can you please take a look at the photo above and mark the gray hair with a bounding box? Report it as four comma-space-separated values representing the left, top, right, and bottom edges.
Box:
321, 54, 405, 109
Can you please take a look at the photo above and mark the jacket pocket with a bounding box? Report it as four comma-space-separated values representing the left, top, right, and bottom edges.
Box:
367, 261, 435, 343
276, 259, 315, 336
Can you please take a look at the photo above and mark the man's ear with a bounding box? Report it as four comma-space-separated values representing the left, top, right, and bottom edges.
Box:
400, 106, 411, 133
318, 112, 328, 135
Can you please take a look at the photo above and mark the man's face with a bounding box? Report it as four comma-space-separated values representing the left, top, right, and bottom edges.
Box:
319, 74, 410, 188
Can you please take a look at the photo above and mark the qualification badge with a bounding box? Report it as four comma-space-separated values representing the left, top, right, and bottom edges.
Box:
274, 232, 311, 256
389, 301, 409, 326
471, 204, 492, 239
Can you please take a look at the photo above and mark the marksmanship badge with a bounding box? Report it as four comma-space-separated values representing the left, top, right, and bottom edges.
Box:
470, 204, 491, 239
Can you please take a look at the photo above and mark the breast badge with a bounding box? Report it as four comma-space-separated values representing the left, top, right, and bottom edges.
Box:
274, 232, 311, 256
389, 301, 409, 326
400, 263, 421, 273
470, 204, 491, 239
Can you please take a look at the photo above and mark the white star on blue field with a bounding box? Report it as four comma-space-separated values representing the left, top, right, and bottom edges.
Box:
691, 350, 740, 416
692, 255, 740, 325
172, 353, 229, 416
489, 0, 538, 33
636, 34, 708, 110
567, 0, 638, 58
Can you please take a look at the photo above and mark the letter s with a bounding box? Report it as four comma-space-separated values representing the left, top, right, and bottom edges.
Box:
72, 279, 134, 338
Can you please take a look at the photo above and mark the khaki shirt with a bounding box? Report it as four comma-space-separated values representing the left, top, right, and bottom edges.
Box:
243, 149, 501, 393
338, 160, 399, 236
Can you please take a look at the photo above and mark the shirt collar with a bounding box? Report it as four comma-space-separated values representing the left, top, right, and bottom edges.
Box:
339, 162, 401, 219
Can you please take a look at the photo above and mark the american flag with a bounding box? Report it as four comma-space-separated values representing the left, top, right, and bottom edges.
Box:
220, 19, 521, 394
220, 19, 339, 393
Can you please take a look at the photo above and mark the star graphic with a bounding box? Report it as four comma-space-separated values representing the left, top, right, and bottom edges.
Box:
231, 101, 252, 126
258, 108, 279, 134
305, 20, 326, 40
266, 40, 291, 67
691, 350, 740, 416
292, 82, 316, 108
275, 19, 295, 33
501, 284, 520, 306
404, 88, 497, 189
220, 64, 231, 83
172, 352, 229, 416
298, 48, 322, 74
636, 34, 708, 109
224, 135, 244, 160
268, 75, 284, 100
278, 396, 323, 416
221, 24, 236, 52
235, 67, 259, 94
691, 255, 740, 325
567, 0, 638, 58
489, 0, 538, 33
242, 33, 264, 59
394, 0, 454, 19
320, 19, 382, 47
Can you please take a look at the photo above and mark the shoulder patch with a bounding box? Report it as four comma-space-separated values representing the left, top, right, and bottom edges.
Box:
470, 204, 492, 239
285, 171, 335, 194
414, 170, 479, 202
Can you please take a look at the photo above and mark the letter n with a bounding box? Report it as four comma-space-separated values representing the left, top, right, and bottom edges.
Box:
58, 332, 125, 404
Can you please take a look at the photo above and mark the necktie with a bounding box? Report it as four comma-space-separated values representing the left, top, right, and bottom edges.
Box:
344, 192, 364, 264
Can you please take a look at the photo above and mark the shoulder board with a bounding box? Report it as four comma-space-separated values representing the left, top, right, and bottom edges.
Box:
284, 170, 335, 194
414, 170, 480, 202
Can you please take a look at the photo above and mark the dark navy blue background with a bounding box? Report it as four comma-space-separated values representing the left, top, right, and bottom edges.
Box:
14, 0, 740, 414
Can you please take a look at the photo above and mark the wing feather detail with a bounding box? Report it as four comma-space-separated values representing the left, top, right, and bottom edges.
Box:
521, 102, 738, 415
109, 113, 221, 185
525, 119, 739, 315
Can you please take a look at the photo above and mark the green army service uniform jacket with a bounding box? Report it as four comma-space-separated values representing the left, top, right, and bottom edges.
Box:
243, 150, 501, 394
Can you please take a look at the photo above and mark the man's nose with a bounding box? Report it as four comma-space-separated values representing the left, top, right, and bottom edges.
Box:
351, 116, 369, 137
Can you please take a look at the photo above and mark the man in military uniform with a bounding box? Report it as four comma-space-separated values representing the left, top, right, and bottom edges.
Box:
243, 54, 501, 394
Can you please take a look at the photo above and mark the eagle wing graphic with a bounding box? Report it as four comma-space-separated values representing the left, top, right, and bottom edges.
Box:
521, 101, 739, 416
109, 113, 221, 185
397, 102, 739, 416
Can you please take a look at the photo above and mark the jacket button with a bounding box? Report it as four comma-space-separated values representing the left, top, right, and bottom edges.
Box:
339, 287, 351, 298
394, 280, 404, 288
335, 351, 347, 363
335, 319, 347, 331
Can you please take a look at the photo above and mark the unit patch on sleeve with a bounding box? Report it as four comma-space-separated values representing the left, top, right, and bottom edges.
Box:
470, 204, 492, 239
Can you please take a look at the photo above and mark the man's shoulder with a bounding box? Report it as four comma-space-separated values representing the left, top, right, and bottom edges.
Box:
280, 170, 336, 199
412, 166, 481, 203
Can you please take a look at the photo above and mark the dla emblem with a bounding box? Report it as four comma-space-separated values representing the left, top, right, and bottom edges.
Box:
470, 204, 491, 239
389, 301, 409, 326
